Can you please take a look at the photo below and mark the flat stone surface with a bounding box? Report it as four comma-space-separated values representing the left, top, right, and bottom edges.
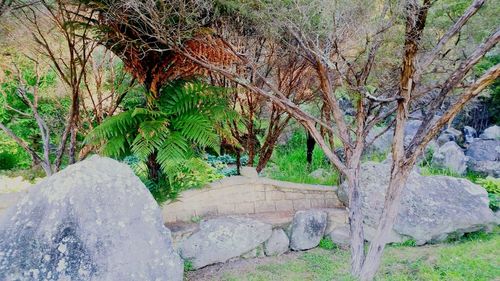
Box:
179, 216, 272, 269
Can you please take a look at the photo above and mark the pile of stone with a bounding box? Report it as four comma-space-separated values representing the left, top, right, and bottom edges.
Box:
431, 125, 500, 177
178, 209, 332, 269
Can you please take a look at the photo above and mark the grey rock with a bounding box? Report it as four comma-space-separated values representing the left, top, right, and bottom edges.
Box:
0, 156, 183, 281
179, 217, 272, 269
432, 141, 467, 175
479, 125, 500, 140
290, 210, 327, 250
437, 128, 464, 146
463, 126, 477, 144
328, 226, 350, 246
366, 127, 393, 154
403, 120, 423, 144
338, 162, 495, 244
240, 167, 258, 178
366, 119, 437, 155
241, 244, 265, 259
465, 139, 500, 162
467, 160, 500, 177
264, 229, 289, 256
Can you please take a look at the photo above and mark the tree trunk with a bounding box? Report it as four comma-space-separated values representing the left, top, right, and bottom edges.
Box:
306, 131, 316, 166
359, 167, 411, 281
247, 121, 256, 167
345, 166, 366, 277
256, 137, 276, 173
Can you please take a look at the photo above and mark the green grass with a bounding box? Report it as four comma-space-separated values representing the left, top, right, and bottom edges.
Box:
265, 130, 340, 185
212, 229, 500, 281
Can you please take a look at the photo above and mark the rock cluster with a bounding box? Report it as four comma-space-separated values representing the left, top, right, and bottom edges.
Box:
178, 209, 329, 269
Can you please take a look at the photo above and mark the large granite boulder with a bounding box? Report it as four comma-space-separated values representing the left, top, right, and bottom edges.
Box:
465, 139, 500, 162
338, 162, 495, 245
0, 156, 183, 281
289, 210, 327, 250
479, 125, 500, 140
432, 141, 467, 175
179, 217, 272, 269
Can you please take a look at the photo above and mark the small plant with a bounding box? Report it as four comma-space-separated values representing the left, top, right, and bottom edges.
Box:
190, 215, 202, 223
184, 260, 194, 272
391, 239, 417, 247
318, 237, 337, 250
475, 177, 500, 194
471, 176, 500, 211
363, 151, 388, 163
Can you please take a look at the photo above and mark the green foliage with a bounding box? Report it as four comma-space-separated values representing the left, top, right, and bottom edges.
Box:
318, 237, 337, 250
184, 260, 194, 272
266, 129, 340, 185
475, 176, 500, 194
419, 166, 461, 178
206, 154, 249, 176
474, 177, 500, 211
0, 62, 67, 171
87, 80, 236, 203
0, 132, 30, 170
391, 239, 417, 248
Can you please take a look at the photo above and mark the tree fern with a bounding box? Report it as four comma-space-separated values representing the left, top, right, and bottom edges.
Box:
86, 79, 239, 203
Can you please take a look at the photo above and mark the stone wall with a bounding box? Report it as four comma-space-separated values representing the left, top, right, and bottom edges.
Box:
162, 173, 342, 223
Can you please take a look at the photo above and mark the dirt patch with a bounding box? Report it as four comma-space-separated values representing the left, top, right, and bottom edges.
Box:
185, 250, 304, 281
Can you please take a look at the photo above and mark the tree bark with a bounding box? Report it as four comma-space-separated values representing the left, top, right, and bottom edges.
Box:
345, 166, 366, 277
359, 167, 411, 281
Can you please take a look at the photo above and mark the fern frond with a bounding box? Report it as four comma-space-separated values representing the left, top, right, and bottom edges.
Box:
131, 119, 170, 160
85, 110, 138, 146
156, 132, 190, 171
102, 135, 128, 157
172, 113, 219, 150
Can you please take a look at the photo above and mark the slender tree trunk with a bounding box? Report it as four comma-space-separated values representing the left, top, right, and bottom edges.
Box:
256, 134, 279, 173
345, 165, 366, 277
359, 168, 411, 281
247, 121, 256, 167
306, 131, 315, 166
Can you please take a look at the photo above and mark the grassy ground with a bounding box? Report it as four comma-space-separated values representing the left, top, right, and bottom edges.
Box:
187, 229, 500, 281
265, 130, 340, 186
